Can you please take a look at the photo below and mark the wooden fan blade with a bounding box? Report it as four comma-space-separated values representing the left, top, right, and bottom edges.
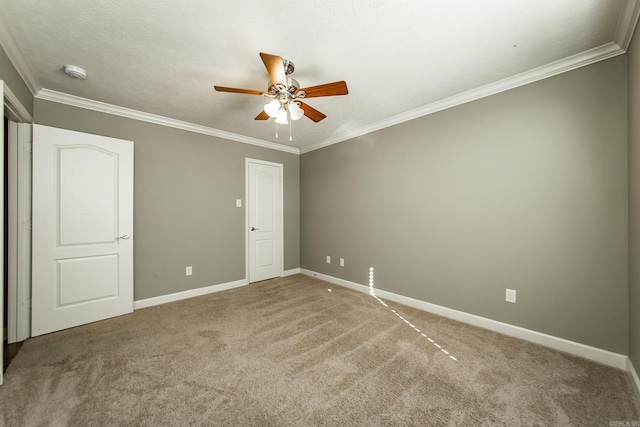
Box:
299, 102, 327, 122
260, 52, 287, 86
255, 110, 270, 120
214, 86, 264, 95
299, 81, 349, 98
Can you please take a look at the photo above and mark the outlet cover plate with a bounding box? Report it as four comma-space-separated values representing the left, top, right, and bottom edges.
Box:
506, 289, 516, 303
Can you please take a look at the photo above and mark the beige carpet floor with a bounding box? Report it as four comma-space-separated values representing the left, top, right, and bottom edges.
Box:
1, 274, 639, 426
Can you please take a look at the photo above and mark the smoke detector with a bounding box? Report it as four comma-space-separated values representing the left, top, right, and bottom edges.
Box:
63, 64, 87, 79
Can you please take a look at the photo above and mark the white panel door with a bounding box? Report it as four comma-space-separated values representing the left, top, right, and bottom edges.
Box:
248, 160, 282, 282
32, 124, 134, 336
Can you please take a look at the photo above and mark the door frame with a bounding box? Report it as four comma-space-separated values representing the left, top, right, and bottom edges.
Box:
244, 158, 284, 282
2, 81, 33, 386
0, 79, 33, 386
3, 83, 33, 345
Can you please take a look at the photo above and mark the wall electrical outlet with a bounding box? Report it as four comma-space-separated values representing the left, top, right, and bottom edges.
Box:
505, 289, 516, 303
186, 266, 193, 276
326, 256, 331, 264
340, 258, 345, 267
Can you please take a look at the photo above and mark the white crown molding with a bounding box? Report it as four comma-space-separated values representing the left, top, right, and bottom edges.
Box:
12, 38, 631, 157
3, 84, 33, 123
615, 0, 640, 50
0, 10, 41, 96
32, 39, 627, 156
36, 89, 300, 154
300, 42, 625, 154
301, 269, 629, 370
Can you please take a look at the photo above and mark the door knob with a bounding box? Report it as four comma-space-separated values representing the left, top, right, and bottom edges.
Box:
251, 227, 258, 231
117, 234, 131, 240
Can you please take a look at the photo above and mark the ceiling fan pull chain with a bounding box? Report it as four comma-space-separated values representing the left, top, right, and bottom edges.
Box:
275, 122, 279, 139
289, 118, 292, 141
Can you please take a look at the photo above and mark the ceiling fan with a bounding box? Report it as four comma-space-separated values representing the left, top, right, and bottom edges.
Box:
214, 52, 348, 125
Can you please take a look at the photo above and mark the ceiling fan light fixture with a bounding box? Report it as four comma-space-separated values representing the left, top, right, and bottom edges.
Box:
264, 99, 280, 117
275, 108, 288, 125
289, 102, 304, 120
214, 52, 349, 128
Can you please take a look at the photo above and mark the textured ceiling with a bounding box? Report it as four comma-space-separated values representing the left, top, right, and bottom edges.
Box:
0, 0, 638, 153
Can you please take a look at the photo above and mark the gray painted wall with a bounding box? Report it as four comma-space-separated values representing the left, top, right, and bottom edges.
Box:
629, 25, 640, 370
301, 56, 629, 354
1, 35, 635, 356
35, 99, 300, 301
0, 43, 34, 116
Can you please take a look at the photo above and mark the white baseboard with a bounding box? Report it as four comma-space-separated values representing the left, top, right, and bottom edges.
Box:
134, 278, 249, 310
135, 269, 302, 310
282, 268, 301, 277
301, 269, 628, 370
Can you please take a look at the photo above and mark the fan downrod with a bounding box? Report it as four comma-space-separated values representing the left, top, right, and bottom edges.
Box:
282, 59, 294, 75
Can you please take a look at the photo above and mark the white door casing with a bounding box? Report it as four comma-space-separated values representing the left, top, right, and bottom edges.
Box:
246, 159, 283, 283
32, 125, 134, 336
7, 121, 31, 343
2, 80, 33, 387
0, 81, 5, 386
4, 84, 33, 346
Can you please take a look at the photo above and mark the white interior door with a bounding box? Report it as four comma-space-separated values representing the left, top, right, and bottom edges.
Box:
32, 124, 134, 337
247, 159, 283, 283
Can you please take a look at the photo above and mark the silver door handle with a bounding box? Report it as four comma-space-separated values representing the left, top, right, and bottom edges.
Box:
251, 227, 258, 231
117, 234, 131, 240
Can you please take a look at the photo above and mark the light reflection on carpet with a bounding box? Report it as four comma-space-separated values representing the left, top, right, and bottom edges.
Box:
368, 267, 457, 362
